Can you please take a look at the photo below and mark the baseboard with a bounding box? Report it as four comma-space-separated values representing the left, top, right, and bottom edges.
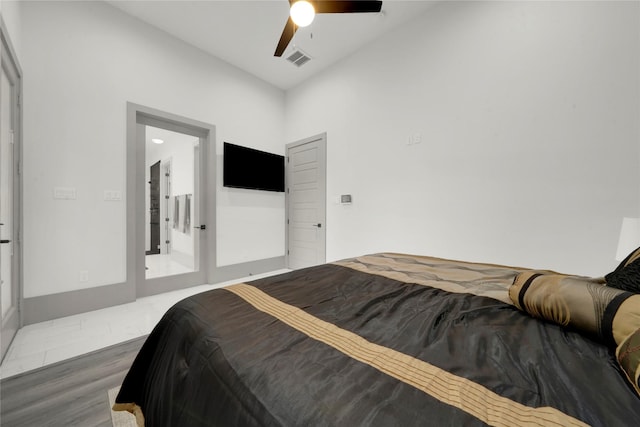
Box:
23, 281, 135, 326
171, 249, 194, 269
213, 256, 286, 284
22, 256, 286, 325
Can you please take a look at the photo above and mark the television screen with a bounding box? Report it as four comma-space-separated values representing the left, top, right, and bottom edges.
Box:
223, 142, 285, 192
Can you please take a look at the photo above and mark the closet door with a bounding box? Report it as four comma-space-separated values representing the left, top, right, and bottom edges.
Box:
286, 134, 326, 270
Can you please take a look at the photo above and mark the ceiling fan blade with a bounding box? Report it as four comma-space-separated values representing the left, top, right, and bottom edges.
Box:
274, 16, 297, 57
314, 1, 382, 14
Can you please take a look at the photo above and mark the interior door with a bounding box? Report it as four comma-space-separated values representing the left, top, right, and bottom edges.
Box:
1, 39, 21, 362
286, 134, 327, 270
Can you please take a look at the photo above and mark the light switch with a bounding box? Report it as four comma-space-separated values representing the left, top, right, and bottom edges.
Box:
406, 133, 423, 146
340, 194, 352, 204
53, 187, 77, 200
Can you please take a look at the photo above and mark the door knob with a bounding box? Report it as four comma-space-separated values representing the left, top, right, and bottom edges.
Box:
0, 240, 11, 244
315, 223, 322, 228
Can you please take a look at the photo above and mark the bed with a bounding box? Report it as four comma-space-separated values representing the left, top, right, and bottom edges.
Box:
114, 251, 640, 426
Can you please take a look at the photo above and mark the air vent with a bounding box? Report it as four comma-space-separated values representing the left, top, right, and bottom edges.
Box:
286, 49, 312, 67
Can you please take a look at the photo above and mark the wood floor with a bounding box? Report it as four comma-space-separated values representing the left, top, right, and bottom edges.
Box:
0, 336, 146, 426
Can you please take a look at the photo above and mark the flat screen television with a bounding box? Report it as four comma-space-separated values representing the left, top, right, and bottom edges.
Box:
223, 142, 285, 192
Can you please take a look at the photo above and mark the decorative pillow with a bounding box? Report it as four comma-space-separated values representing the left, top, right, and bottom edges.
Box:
606, 246, 640, 293
510, 271, 640, 395
509, 271, 635, 347
616, 327, 640, 395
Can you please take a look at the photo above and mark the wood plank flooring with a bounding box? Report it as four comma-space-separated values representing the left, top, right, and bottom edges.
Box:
0, 336, 146, 426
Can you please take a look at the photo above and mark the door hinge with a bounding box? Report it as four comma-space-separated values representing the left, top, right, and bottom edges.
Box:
165, 240, 171, 244
10, 130, 15, 145
287, 219, 290, 224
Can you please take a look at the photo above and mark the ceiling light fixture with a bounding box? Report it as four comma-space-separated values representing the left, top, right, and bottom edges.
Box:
151, 138, 164, 144
290, 1, 315, 27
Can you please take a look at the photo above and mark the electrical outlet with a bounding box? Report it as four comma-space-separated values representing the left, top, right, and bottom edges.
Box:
104, 190, 122, 201
79, 270, 89, 283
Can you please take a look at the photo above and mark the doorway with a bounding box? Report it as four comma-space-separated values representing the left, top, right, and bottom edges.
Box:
144, 126, 200, 280
286, 133, 327, 270
127, 104, 216, 298
1, 24, 22, 362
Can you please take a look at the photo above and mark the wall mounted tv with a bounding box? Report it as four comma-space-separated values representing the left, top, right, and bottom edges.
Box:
223, 142, 285, 192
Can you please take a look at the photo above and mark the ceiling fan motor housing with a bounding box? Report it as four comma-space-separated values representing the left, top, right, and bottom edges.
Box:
274, 0, 383, 57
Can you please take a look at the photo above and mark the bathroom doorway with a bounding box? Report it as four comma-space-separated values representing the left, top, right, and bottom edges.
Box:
128, 103, 216, 298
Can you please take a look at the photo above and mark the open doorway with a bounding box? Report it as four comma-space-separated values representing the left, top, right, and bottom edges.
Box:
127, 103, 216, 298
144, 126, 199, 280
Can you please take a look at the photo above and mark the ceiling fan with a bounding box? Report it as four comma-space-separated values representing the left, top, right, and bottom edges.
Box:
274, 0, 383, 57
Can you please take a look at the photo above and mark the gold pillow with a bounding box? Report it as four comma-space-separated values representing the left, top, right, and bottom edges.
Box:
509, 271, 640, 347
617, 327, 640, 395
510, 271, 640, 395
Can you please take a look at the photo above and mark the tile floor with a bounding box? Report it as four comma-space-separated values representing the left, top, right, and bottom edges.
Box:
145, 254, 194, 279
0, 269, 289, 379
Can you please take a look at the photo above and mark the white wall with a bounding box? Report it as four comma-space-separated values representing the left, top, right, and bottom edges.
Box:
21, 1, 286, 298
285, 1, 640, 277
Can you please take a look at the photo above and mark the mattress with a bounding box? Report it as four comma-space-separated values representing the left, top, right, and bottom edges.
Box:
114, 253, 640, 426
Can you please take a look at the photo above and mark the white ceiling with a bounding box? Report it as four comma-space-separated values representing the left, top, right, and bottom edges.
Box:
106, 0, 437, 90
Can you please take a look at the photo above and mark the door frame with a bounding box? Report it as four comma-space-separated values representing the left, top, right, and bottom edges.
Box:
126, 103, 216, 298
285, 133, 327, 269
0, 16, 23, 361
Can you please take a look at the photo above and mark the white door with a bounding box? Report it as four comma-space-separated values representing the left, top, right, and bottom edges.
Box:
1, 40, 21, 362
286, 134, 327, 269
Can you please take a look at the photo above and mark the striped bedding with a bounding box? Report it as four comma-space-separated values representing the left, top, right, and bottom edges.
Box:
114, 253, 640, 426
